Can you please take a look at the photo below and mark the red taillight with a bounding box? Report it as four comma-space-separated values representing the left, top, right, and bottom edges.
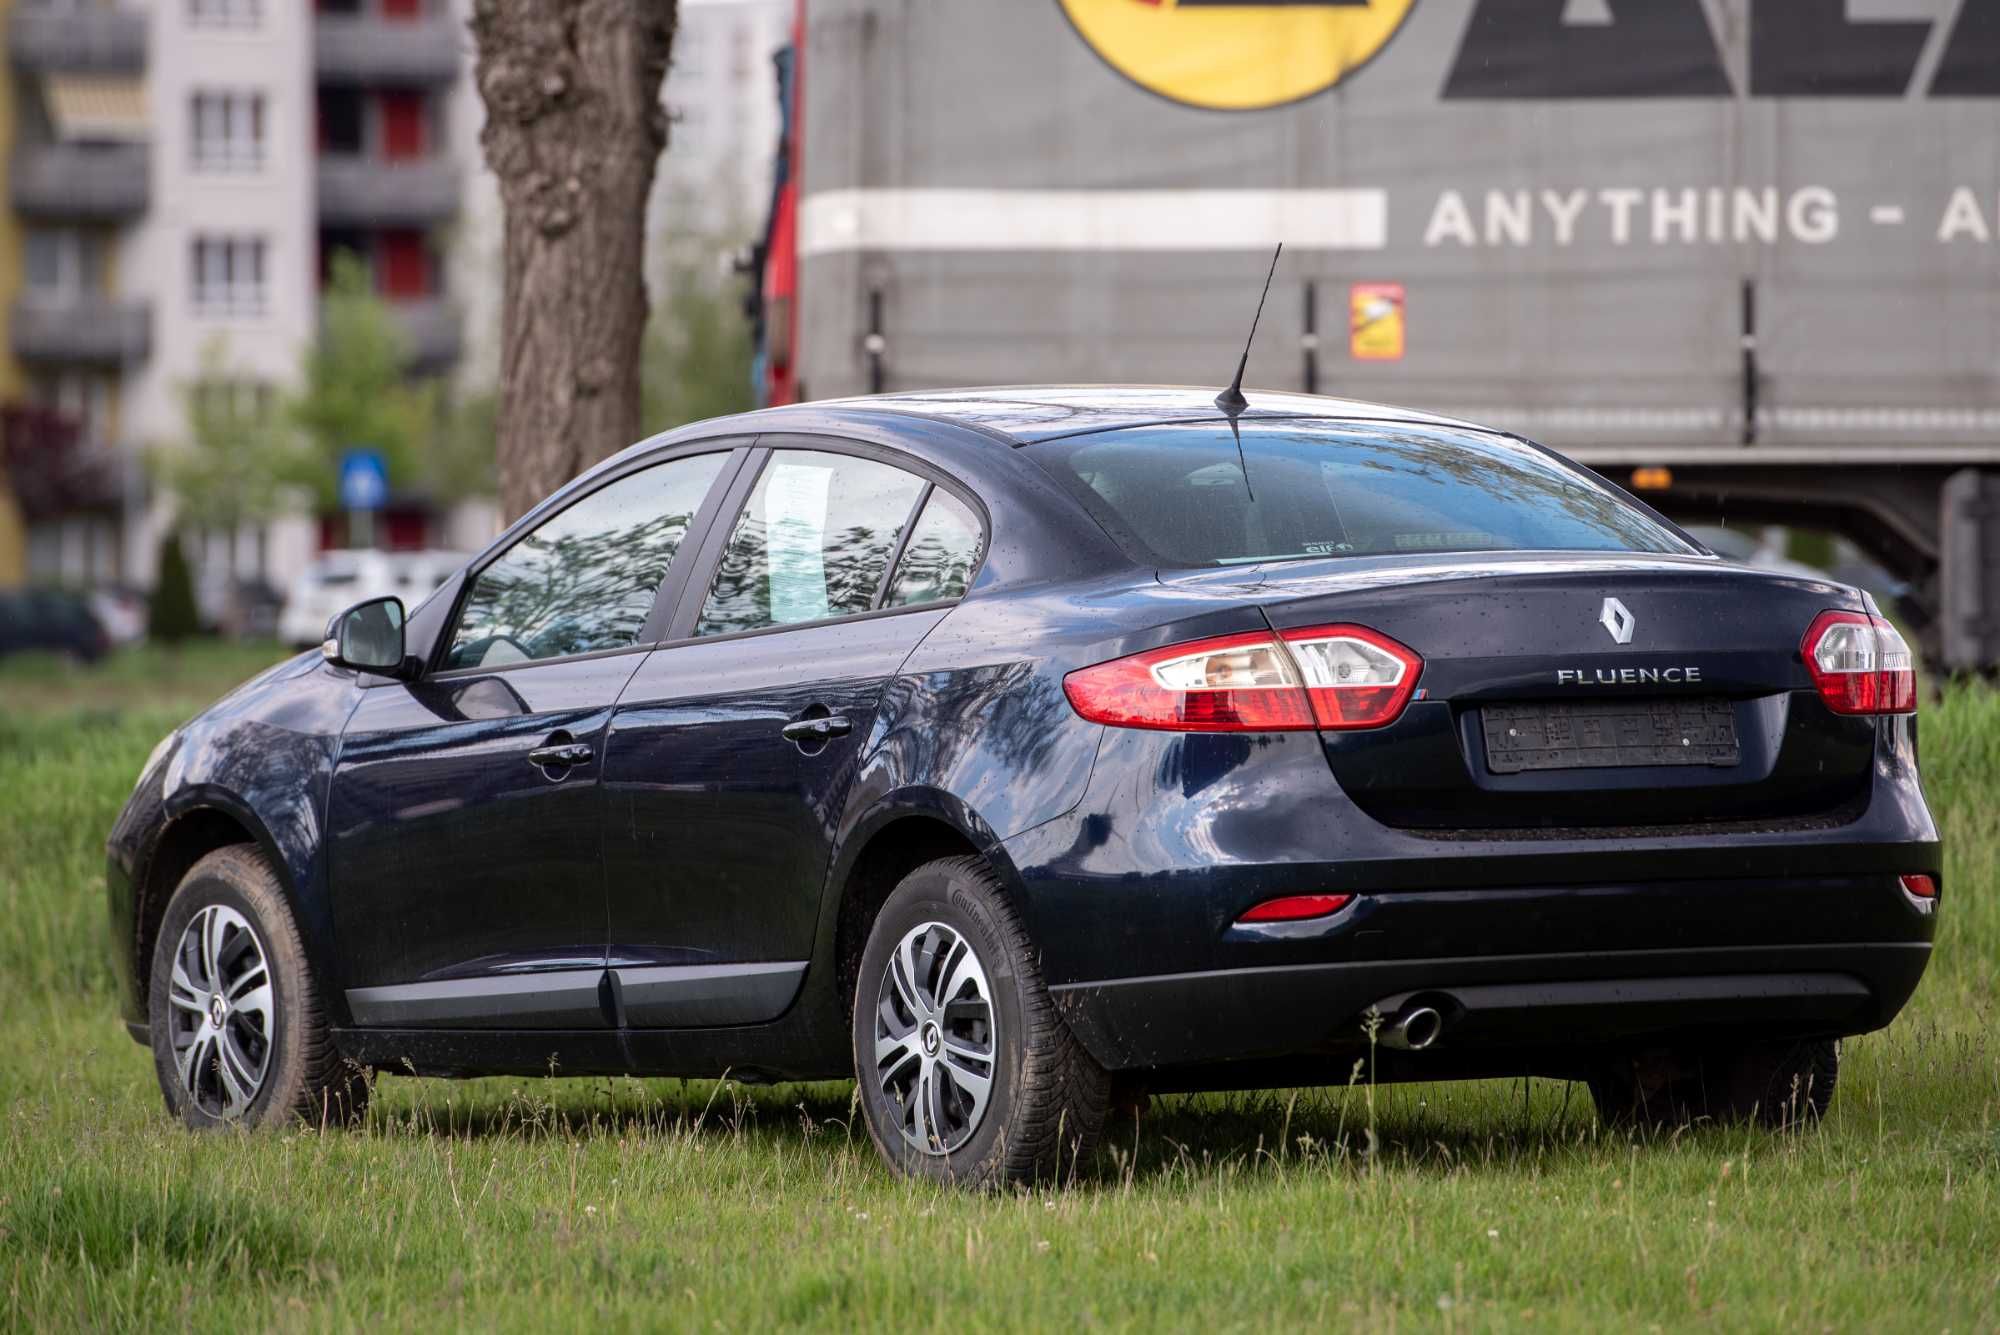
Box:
1900, 874, 1937, 900
1281, 624, 1423, 730
1063, 624, 1421, 733
1236, 893, 1354, 923
1801, 611, 1916, 715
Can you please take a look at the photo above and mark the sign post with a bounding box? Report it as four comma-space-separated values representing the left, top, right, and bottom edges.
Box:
337, 448, 388, 549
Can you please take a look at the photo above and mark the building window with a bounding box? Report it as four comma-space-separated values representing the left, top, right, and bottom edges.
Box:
23, 229, 106, 303
191, 236, 268, 317
191, 92, 266, 172
191, 378, 275, 427
188, 0, 262, 29
318, 87, 366, 155
31, 370, 115, 445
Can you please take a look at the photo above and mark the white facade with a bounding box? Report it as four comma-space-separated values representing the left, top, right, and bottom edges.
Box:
451, 0, 788, 398
653, 0, 787, 242
124, 0, 320, 589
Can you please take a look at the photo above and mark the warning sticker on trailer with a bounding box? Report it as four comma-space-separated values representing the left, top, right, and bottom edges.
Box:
1350, 283, 1405, 361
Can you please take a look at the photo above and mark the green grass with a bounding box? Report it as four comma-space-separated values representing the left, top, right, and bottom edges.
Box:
2, 645, 1997, 1331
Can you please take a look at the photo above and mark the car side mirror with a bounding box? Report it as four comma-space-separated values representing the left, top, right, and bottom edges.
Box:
323, 596, 413, 678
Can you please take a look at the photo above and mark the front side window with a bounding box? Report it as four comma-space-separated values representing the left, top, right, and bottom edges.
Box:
695, 450, 926, 636
1028, 420, 1696, 568
444, 452, 728, 670
884, 489, 983, 607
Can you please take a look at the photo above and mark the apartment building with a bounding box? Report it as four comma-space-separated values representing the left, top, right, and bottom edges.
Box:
2, 0, 465, 595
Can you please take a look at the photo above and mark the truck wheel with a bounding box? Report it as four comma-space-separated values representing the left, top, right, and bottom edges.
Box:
1590, 1038, 1839, 1130
147, 846, 367, 1129
851, 855, 1111, 1187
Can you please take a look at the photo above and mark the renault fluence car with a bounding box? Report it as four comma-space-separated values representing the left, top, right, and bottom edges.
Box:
108, 387, 1939, 1185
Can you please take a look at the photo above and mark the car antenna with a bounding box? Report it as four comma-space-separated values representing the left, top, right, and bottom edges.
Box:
1215, 242, 1281, 502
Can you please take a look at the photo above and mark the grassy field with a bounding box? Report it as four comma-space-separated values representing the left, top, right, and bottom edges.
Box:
2, 644, 1996, 1331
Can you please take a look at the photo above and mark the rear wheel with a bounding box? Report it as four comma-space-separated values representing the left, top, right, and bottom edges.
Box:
851, 855, 1110, 1187
1589, 1037, 1839, 1130
147, 846, 367, 1129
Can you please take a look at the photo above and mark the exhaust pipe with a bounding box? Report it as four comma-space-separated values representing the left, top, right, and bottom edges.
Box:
1380, 1003, 1443, 1051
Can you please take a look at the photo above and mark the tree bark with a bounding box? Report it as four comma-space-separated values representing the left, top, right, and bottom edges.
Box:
472, 0, 676, 522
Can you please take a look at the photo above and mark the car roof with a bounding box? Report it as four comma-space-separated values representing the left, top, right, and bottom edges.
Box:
813, 384, 1490, 445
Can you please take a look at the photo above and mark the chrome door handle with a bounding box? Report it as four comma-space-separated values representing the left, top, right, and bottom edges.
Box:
781, 715, 852, 743
527, 742, 593, 768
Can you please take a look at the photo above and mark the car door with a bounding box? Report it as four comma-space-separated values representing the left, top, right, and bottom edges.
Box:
600, 442, 988, 1026
325, 446, 742, 1028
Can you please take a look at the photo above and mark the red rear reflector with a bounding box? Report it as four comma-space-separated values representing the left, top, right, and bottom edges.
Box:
1236, 893, 1354, 923
1063, 624, 1421, 733
1899, 874, 1937, 899
1801, 610, 1916, 716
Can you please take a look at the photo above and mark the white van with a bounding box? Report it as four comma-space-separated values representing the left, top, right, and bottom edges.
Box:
278, 550, 464, 649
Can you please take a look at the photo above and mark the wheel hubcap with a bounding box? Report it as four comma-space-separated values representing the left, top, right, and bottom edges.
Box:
166, 904, 273, 1119
872, 921, 997, 1156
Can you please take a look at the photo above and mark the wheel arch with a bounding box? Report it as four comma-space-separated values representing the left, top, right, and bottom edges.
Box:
133, 798, 288, 1010
825, 798, 1024, 1023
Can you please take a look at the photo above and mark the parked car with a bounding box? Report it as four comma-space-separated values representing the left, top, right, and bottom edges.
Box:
1, 588, 110, 663
276, 549, 463, 649
86, 584, 150, 648
108, 388, 1939, 1186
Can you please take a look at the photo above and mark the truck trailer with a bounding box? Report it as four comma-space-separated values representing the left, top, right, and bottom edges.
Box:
751, 0, 2000, 670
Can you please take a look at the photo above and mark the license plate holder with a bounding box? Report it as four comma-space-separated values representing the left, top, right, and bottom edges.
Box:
1482, 698, 1740, 774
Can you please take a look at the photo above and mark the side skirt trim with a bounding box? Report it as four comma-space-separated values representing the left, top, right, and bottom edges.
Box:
614, 961, 807, 1027
345, 969, 609, 1029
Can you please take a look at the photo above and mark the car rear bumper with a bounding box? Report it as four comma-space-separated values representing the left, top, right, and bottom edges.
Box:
1050, 930, 1932, 1074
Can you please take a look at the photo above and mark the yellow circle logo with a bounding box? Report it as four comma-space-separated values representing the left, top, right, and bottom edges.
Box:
1059, 0, 1416, 111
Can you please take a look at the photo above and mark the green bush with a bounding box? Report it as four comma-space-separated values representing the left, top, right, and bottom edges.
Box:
147, 531, 200, 643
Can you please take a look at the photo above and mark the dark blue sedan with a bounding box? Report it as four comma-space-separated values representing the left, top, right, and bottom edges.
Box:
108, 387, 1939, 1185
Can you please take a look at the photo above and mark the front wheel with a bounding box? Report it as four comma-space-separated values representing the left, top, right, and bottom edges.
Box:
147, 846, 367, 1129
851, 856, 1110, 1187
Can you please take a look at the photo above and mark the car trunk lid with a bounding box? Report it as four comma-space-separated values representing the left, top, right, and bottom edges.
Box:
1172, 552, 1879, 830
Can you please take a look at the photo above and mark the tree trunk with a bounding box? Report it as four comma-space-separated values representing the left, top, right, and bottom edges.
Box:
471, 0, 675, 522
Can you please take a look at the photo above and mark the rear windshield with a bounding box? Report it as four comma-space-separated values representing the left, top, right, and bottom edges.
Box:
1026, 419, 1695, 568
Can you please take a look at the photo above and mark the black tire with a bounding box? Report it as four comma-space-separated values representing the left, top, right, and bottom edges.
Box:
851, 855, 1111, 1188
1589, 1037, 1839, 1131
147, 845, 367, 1129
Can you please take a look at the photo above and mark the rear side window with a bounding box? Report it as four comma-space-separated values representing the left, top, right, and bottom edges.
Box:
444, 451, 727, 669
1027, 421, 1694, 568
884, 489, 983, 608
695, 450, 927, 636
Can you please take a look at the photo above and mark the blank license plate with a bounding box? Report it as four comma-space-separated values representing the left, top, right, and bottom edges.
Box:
1482, 698, 1740, 774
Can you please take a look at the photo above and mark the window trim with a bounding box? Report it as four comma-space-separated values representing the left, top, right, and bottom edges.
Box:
424, 441, 752, 680
660, 434, 990, 644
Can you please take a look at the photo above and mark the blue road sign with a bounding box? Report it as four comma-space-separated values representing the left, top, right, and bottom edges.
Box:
338, 449, 389, 512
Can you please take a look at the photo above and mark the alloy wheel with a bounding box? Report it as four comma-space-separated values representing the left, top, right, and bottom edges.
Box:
872, 921, 998, 1155
166, 904, 274, 1119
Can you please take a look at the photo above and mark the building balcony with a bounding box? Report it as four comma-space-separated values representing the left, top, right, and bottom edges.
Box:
314, 13, 461, 86
11, 297, 151, 366
317, 155, 459, 228
390, 297, 461, 373
8, 5, 147, 74
11, 142, 148, 220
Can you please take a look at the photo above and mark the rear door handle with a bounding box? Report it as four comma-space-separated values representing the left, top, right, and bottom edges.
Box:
527, 741, 594, 768
780, 715, 852, 743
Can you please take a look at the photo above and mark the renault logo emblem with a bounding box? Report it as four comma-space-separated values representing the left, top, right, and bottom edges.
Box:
1600, 597, 1636, 645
